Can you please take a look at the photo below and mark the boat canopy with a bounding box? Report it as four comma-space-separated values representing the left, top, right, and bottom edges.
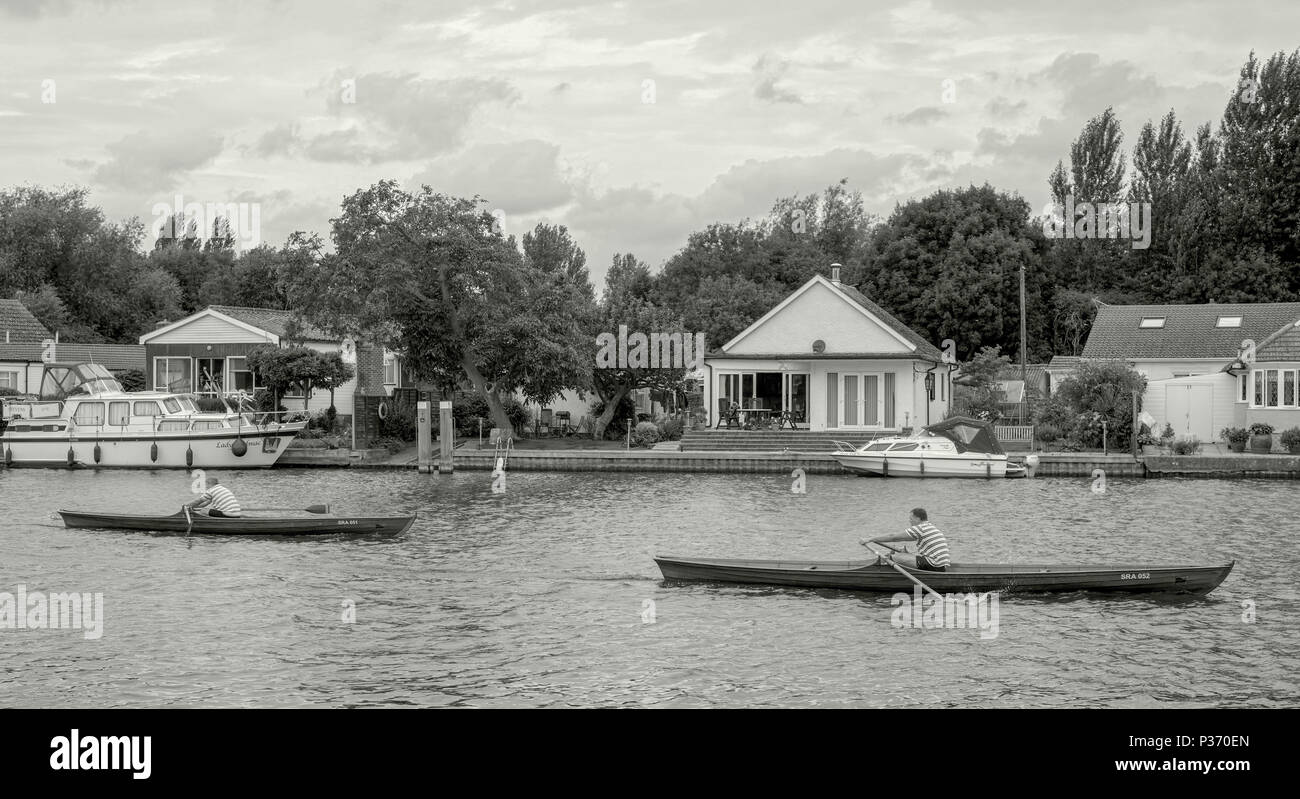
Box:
38, 363, 123, 401
923, 416, 1005, 455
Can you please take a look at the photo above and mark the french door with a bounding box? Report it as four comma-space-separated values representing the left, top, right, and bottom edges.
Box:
838, 373, 883, 429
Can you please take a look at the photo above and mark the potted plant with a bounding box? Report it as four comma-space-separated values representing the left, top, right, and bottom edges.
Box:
1248, 422, 1275, 453
1159, 423, 1175, 451
1280, 427, 1300, 454
1221, 426, 1250, 453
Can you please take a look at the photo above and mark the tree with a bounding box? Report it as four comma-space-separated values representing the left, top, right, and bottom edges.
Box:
284, 181, 592, 435
246, 345, 353, 410
951, 346, 1011, 422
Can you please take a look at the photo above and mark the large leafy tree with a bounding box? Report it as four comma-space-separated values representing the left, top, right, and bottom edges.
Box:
285, 181, 591, 434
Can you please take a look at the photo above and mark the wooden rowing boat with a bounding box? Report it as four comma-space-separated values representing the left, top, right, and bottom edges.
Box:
58, 509, 417, 536
654, 556, 1234, 595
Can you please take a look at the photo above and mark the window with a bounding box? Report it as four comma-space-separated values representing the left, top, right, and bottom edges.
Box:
153, 357, 192, 392
73, 402, 105, 426
888, 442, 919, 452
1139, 317, 1166, 328
1239, 373, 1248, 403
0, 371, 17, 390
158, 420, 190, 432
1216, 316, 1243, 327
192, 420, 228, 430
383, 355, 398, 385
108, 401, 130, 426
227, 357, 262, 393
134, 401, 163, 416
1251, 369, 1300, 408
163, 398, 181, 414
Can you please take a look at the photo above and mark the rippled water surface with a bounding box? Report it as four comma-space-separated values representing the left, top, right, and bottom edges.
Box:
1, 466, 1297, 707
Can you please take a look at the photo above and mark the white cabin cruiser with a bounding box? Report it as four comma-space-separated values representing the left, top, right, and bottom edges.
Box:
1, 362, 305, 468
831, 416, 1026, 478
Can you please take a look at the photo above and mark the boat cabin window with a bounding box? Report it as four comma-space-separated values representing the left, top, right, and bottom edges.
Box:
163, 398, 182, 414
39, 364, 123, 400
133, 401, 163, 416
108, 401, 131, 426
158, 420, 190, 432
864, 442, 892, 452
72, 402, 106, 426
191, 420, 229, 430
888, 442, 918, 452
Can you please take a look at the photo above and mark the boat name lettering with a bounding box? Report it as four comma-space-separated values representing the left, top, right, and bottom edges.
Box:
337, 520, 358, 525
1120, 572, 1150, 580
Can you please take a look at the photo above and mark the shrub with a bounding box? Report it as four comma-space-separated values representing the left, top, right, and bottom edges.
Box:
1248, 422, 1274, 436
1172, 437, 1202, 455
378, 397, 418, 441
195, 395, 228, 412
115, 369, 146, 392
1052, 361, 1147, 450
1221, 427, 1250, 446
1161, 423, 1175, 441
633, 421, 660, 447
661, 418, 684, 440
1279, 427, 1300, 451
1036, 423, 1060, 443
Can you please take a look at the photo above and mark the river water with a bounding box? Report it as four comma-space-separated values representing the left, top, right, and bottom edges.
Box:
1, 467, 1296, 708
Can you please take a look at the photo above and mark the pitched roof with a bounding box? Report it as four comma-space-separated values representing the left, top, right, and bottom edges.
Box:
0, 343, 145, 371
834, 284, 944, 361
206, 306, 332, 340
1256, 319, 1300, 362
1047, 355, 1081, 369
0, 298, 53, 342
1082, 302, 1300, 360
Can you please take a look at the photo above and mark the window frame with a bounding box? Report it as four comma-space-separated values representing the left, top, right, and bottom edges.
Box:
153, 356, 193, 393
1139, 317, 1166, 328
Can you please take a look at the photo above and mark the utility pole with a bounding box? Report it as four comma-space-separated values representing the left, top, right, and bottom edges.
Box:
1020, 263, 1030, 422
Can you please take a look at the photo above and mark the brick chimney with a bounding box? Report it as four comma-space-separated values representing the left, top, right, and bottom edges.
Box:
355, 341, 387, 396
830, 263, 842, 285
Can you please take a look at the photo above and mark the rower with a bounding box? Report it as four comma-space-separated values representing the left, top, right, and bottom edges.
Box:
185, 477, 242, 519
861, 508, 950, 572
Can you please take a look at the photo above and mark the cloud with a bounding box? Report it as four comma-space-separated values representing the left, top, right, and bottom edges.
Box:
889, 106, 947, 125
91, 130, 224, 192
409, 139, 573, 214
753, 54, 803, 104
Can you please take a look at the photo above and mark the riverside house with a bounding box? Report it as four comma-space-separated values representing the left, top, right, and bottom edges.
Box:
703, 268, 951, 433
1076, 301, 1300, 442
138, 306, 411, 415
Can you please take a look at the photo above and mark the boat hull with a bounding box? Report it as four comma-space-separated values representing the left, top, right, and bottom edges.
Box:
832, 453, 1010, 478
655, 556, 1234, 595
59, 510, 416, 536
3, 428, 302, 469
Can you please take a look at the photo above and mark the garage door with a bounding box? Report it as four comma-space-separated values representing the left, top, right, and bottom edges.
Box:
1165, 384, 1213, 440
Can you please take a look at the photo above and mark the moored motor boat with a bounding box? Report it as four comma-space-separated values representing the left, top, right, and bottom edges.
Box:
59, 509, 417, 536
832, 416, 1020, 478
654, 555, 1234, 595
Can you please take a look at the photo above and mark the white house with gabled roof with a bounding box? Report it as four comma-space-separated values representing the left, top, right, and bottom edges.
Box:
703, 268, 951, 432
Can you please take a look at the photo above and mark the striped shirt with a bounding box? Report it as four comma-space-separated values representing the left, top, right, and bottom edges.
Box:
202, 485, 241, 517
905, 521, 950, 568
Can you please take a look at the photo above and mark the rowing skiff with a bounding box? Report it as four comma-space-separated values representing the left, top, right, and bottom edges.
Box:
654, 556, 1233, 595
59, 509, 417, 536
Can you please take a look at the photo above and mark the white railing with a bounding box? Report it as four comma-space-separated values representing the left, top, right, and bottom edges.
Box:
995, 424, 1035, 444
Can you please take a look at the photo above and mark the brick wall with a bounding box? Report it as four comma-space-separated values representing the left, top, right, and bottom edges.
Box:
351, 341, 389, 448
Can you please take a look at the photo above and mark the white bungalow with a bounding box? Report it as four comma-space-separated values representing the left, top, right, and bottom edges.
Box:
703, 268, 952, 433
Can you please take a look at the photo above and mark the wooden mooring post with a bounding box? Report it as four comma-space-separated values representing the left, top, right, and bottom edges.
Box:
438, 400, 454, 474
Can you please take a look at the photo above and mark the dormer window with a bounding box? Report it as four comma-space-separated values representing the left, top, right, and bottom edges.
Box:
1216, 316, 1242, 327
1139, 317, 1165, 328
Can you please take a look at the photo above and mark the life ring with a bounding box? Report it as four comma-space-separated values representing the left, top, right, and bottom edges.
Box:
377, 401, 389, 420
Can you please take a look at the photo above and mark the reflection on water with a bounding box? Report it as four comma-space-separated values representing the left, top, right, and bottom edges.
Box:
0, 467, 1296, 707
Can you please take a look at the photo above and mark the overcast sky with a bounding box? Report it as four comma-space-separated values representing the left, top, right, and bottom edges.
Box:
1, 0, 1294, 288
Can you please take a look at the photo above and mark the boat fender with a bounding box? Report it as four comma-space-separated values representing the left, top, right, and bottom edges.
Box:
882, 458, 888, 477
232, 438, 247, 457
67, 446, 75, 467
150, 442, 158, 462
186, 444, 193, 468
3, 445, 11, 466
986, 462, 991, 479
94, 443, 102, 464
919, 460, 925, 476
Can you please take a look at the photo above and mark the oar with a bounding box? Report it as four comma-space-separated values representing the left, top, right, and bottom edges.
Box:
862, 541, 944, 602
240, 505, 332, 514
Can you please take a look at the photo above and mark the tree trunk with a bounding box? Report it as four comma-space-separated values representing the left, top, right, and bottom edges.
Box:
593, 385, 633, 441
463, 357, 515, 438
